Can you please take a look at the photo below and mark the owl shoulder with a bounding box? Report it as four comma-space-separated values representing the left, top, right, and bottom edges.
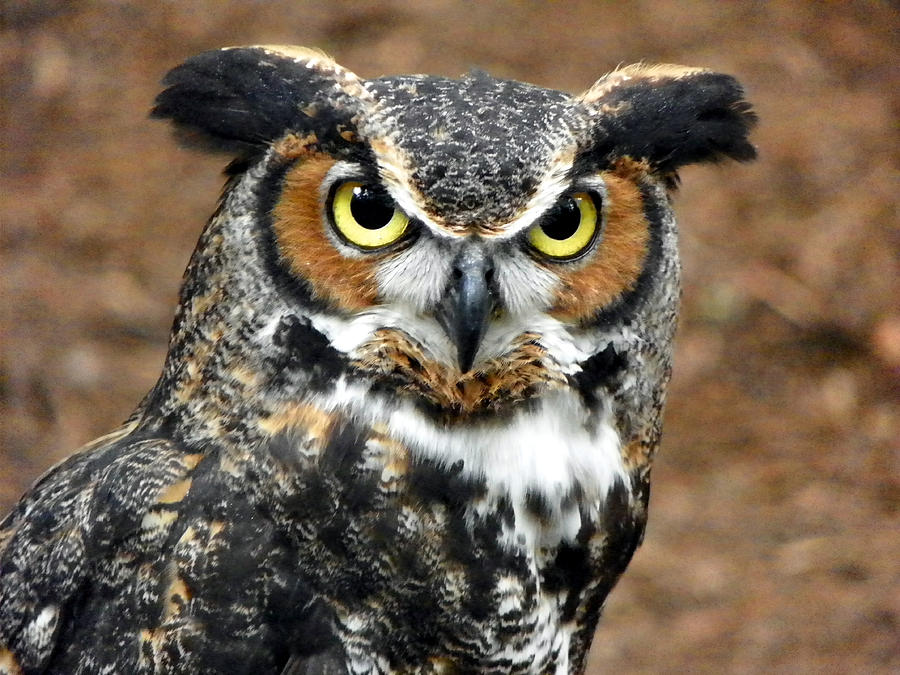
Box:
0, 424, 200, 670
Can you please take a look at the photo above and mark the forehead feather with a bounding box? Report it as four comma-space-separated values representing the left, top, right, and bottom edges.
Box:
365, 73, 579, 227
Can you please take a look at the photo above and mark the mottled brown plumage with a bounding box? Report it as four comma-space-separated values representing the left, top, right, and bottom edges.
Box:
0, 46, 755, 674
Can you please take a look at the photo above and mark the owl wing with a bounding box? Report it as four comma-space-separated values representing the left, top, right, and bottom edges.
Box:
0, 425, 345, 673
0, 424, 193, 670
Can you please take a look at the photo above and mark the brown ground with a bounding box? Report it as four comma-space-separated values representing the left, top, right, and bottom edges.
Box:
1, 1, 897, 671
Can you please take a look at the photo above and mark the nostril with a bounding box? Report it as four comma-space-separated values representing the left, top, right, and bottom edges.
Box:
484, 267, 495, 284
452, 267, 463, 280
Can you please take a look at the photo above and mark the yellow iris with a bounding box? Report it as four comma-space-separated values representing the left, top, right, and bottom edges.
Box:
527, 192, 599, 259
331, 181, 409, 249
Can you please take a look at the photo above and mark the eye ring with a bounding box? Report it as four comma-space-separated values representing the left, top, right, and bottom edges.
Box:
329, 181, 410, 250
527, 191, 600, 260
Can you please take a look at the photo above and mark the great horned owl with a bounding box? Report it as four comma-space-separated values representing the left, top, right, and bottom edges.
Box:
0, 47, 755, 674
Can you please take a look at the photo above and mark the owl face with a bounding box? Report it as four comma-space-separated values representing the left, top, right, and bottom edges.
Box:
266, 120, 655, 414
153, 45, 755, 434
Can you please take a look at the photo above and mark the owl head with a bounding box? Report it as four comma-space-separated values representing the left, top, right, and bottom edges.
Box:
150, 46, 755, 461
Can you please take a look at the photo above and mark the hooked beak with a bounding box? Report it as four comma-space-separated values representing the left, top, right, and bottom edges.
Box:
436, 248, 495, 373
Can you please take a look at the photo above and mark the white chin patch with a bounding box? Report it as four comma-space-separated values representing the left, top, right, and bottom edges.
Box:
307, 302, 595, 377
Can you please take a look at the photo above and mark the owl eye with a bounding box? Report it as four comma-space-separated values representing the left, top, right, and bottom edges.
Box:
527, 192, 599, 260
330, 181, 410, 249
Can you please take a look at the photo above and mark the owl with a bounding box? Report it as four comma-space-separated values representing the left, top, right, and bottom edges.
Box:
0, 46, 755, 674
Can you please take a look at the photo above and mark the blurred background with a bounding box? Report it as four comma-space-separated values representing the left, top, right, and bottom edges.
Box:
1, 1, 897, 671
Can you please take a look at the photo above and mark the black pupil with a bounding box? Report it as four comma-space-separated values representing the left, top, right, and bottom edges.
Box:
350, 185, 395, 230
540, 197, 582, 240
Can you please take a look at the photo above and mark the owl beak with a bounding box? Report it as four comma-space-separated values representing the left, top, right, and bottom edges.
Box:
437, 249, 495, 373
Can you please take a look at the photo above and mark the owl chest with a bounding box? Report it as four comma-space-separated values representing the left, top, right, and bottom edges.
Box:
253, 394, 636, 672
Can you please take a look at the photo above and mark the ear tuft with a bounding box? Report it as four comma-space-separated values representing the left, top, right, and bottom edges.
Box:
581, 65, 757, 173
151, 46, 369, 155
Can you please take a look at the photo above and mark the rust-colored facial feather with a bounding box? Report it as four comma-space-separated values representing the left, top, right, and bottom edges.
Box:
549, 159, 652, 322
272, 155, 382, 311
353, 329, 568, 419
